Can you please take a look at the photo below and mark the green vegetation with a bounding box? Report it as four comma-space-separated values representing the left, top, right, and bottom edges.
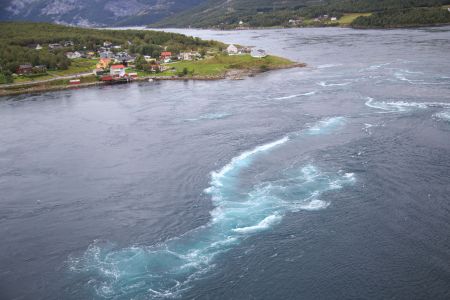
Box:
153, 0, 450, 28
338, 13, 372, 25
156, 55, 295, 77
0, 22, 220, 84
351, 7, 450, 28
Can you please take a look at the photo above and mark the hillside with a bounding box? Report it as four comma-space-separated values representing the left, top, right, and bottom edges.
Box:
153, 0, 450, 28
0, 0, 207, 27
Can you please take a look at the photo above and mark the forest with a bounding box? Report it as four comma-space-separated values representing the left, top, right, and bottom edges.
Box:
351, 7, 450, 27
153, 0, 450, 28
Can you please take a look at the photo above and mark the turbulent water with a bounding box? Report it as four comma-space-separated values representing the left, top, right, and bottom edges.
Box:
1, 27, 450, 300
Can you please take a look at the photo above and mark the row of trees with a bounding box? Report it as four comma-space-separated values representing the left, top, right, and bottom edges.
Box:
351, 7, 450, 27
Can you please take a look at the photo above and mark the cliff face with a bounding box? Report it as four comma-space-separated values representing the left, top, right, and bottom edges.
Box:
0, 0, 208, 26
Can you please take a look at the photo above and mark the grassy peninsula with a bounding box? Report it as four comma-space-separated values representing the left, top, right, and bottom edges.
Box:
0, 22, 300, 96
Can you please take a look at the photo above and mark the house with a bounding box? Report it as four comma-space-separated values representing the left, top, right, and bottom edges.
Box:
96, 58, 112, 69
86, 51, 96, 58
48, 43, 62, 49
99, 51, 114, 59
160, 51, 172, 60
227, 44, 238, 55
113, 45, 122, 50
66, 51, 82, 59
33, 65, 47, 74
251, 49, 267, 58
16, 64, 33, 75
110, 64, 126, 77
35, 44, 43, 50
178, 52, 200, 61
103, 41, 113, 47
331, 17, 337, 21
64, 41, 74, 47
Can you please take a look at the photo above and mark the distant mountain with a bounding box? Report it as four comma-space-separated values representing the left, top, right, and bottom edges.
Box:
1, 0, 449, 27
0, 0, 208, 27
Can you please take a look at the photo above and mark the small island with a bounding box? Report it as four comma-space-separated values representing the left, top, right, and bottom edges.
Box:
0, 22, 302, 97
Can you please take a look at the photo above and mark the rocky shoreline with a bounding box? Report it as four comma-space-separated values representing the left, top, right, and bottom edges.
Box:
0, 63, 306, 97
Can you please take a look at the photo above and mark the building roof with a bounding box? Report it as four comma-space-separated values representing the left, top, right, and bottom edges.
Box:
161, 51, 172, 56
111, 64, 125, 69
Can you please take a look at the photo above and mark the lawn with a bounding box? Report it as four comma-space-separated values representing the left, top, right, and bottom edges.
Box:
47, 58, 97, 76
339, 13, 372, 25
158, 54, 294, 77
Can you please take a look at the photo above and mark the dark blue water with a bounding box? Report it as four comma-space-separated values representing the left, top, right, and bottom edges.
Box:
1, 27, 450, 300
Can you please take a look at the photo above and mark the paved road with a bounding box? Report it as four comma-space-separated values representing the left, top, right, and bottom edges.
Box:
1, 72, 93, 88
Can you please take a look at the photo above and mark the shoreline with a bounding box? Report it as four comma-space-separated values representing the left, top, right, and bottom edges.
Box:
0, 63, 306, 97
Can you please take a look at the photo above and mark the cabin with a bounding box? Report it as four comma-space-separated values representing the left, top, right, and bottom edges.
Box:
66, 51, 82, 59
99, 51, 114, 59
251, 49, 267, 58
16, 64, 33, 75
227, 44, 238, 55
33, 65, 47, 74
110, 64, 126, 77
160, 51, 172, 60
48, 43, 62, 49
64, 41, 74, 47
178, 52, 200, 61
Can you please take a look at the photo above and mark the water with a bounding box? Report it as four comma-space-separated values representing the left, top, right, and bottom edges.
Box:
1, 27, 449, 299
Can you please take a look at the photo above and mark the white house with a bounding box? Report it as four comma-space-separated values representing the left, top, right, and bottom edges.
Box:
35, 44, 42, 50
251, 49, 267, 58
227, 44, 238, 55
66, 51, 82, 59
110, 64, 126, 77
331, 17, 337, 21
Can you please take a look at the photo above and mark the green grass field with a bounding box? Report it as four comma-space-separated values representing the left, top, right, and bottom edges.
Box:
159, 54, 294, 77
12, 58, 97, 84
338, 13, 372, 25
48, 58, 97, 76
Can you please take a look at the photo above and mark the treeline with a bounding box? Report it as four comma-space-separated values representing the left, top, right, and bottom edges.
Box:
351, 7, 450, 27
0, 22, 218, 84
154, 0, 450, 28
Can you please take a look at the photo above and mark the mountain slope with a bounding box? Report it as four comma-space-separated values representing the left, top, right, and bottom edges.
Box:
0, 0, 208, 26
152, 0, 450, 28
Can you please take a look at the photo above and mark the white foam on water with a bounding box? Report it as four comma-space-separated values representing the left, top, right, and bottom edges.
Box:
233, 214, 282, 234
434, 110, 450, 122
184, 113, 232, 122
317, 81, 351, 87
306, 116, 346, 135
274, 91, 316, 100
365, 97, 450, 113
317, 64, 342, 69
298, 199, 330, 211
69, 117, 356, 299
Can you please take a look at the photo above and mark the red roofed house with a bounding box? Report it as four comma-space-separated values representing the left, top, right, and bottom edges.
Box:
16, 64, 33, 75
110, 64, 125, 77
160, 51, 172, 61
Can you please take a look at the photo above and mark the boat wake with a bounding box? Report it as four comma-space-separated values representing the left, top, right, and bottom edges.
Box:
69, 117, 355, 299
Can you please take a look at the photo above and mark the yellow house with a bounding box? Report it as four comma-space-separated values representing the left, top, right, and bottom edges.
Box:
96, 58, 112, 69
